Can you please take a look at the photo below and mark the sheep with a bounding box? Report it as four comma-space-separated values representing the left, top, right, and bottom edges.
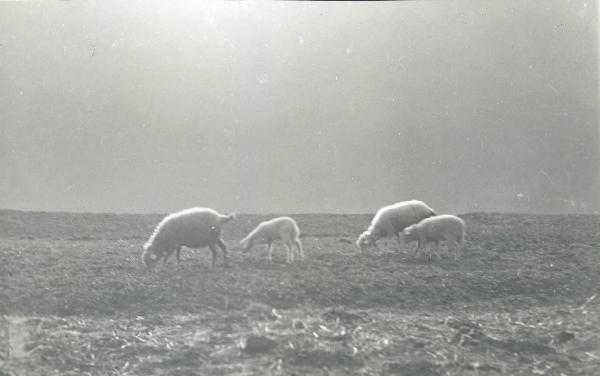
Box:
240, 216, 304, 264
356, 200, 436, 252
402, 214, 465, 261
142, 207, 235, 269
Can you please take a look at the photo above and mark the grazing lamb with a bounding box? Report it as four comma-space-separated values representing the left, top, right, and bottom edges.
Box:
402, 214, 465, 261
356, 200, 436, 252
240, 216, 304, 264
142, 207, 235, 269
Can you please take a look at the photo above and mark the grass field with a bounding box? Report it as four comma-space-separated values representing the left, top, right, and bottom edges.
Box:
1, 210, 600, 375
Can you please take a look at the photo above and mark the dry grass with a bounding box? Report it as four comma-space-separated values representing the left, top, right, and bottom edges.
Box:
1, 211, 600, 375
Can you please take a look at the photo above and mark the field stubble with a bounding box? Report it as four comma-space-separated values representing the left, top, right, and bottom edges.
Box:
1, 211, 600, 375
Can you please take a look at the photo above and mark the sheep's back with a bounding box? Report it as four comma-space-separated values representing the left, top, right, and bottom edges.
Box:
258, 217, 298, 241
156, 209, 222, 249
371, 201, 435, 235
418, 215, 464, 240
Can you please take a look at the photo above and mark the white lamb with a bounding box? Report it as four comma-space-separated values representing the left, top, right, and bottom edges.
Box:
142, 207, 235, 269
240, 216, 304, 264
402, 214, 465, 261
356, 200, 436, 252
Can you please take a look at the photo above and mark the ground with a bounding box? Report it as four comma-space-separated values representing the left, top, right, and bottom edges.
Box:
1, 210, 599, 375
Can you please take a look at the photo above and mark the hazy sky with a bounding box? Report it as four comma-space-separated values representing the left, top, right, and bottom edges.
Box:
1, 1, 598, 214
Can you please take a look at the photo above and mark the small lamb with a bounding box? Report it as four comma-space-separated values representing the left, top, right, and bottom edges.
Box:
402, 214, 465, 261
240, 216, 304, 264
357, 200, 436, 252
142, 207, 235, 269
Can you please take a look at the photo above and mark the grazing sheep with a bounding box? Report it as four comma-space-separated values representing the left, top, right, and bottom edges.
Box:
142, 207, 235, 269
240, 217, 304, 264
357, 200, 436, 252
402, 214, 465, 261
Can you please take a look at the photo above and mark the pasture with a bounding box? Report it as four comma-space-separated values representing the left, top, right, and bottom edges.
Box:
1, 210, 600, 375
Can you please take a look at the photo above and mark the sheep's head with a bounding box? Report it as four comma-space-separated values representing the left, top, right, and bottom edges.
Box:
141, 244, 160, 268
240, 237, 254, 253
402, 225, 418, 242
356, 231, 375, 251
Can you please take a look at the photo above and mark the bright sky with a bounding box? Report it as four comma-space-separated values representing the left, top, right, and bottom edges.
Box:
1, 1, 598, 214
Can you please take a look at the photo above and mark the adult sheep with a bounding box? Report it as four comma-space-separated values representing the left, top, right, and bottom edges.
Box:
402, 214, 465, 261
356, 200, 436, 252
142, 207, 235, 269
240, 217, 304, 264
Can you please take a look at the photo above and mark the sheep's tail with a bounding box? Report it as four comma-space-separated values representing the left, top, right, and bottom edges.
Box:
291, 220, 301, 240
219, 213, 236, 224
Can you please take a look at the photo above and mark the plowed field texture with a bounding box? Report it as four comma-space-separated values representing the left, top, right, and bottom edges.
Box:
1, 210, 600, 375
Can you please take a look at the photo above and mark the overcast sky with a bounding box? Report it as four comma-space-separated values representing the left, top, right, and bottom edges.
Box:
1, 1, 597, 214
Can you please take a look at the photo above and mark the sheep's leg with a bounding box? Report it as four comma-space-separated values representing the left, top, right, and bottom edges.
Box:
295, 239, 304, 260
285, 242, 293, 264
289, 241, 296, 262
208, 244, 218, 270
449, 238, 461, 261
448, 239, 456, 261
175, 246, 182, 268
395, 233, 403, 252
267, 243, 273, 263
162, 250, 174, 267
412, 241, 423, 258
432, 241, 442, 261
158, 252, 172, 271
217, 238, 229, 267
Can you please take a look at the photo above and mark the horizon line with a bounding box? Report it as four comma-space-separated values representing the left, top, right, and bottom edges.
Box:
1, 208, 598, 217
